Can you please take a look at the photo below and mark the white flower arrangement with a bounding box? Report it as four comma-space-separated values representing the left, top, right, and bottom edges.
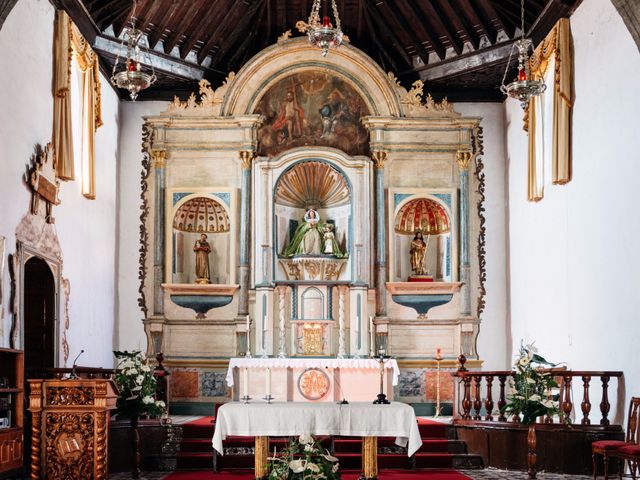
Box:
113, 350, 166, 419
269, 434, 340, 480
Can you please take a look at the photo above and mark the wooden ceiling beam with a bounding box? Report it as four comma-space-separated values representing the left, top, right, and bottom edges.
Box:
363, 0, 415, 67
136, 0, 162, 34
92, 0, 126, 27
362, 4, 400, 72
396, 0, 446, 61
162, 1, 203, 54
458, 0, 495, 45
147, 0, 182, 49
418, 0, 464, 55
477, 0, 511, 39
445, 0, 481, 51
197, 0, 254, 65
223, 0, 267, 70
528, 0, 583, 44
375, 1, 429, 66
180, 3, 224, 60
52, 0, 100, 43
472, 0, 500, 44
211, 0, 265, 68
97, 1, 132, 32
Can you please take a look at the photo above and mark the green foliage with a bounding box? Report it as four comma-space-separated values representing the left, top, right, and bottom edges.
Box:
268, 434, 340, 480
113, 350, 166, 419
501, 342, 560, 425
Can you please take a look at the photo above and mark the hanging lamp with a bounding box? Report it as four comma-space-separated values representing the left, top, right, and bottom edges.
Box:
110, 1, 156, 101
500, 0, 546, 109
306, 0, 343, 56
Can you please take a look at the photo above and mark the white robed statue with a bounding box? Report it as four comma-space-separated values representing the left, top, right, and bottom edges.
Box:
281, 209, 344, 257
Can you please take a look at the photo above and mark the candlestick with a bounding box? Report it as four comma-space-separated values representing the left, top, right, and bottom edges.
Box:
266, 368, 271, 397
435, 347, 442, 361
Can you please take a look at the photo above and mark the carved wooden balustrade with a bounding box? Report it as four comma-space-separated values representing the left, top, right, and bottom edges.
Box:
452, 368, 624, 427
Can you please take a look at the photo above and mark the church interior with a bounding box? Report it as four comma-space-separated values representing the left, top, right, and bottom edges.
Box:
1, 0, 639, 479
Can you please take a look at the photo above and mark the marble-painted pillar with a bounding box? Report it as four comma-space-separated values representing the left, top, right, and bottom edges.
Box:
372, 151, 387, 317
151, 149, 167, 316
456, 150, 473, 317
238, 151, 254, 318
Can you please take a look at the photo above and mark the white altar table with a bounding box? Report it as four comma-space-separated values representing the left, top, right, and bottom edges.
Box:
226, 358, 400, 402
212, 401, 422, 479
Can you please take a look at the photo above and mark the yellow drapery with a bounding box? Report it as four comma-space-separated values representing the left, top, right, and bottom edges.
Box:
52, 10, 73, 180
70, 21, 102, 199
524, 18, 573, 201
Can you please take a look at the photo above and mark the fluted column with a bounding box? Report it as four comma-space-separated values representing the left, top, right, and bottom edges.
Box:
456, 150, 473, 317
372, 150, 387, 317
151, 148, 167, 316
238, 150, 254, 318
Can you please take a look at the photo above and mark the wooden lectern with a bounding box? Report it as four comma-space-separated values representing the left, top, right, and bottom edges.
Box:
28, 378, 118, 479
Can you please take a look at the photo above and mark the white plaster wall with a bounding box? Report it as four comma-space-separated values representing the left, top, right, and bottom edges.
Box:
505, 0, 640, 422
0, 0, 119, 367
116, 101, 165, 352
456, 103, 510, 370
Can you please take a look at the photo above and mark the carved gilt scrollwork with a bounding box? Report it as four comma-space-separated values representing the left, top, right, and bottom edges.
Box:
473, 126, 487, 318
46, 386, 95, 406
45, 412, 94, 479
138, 123, 153, 318
371, 150, 387, 170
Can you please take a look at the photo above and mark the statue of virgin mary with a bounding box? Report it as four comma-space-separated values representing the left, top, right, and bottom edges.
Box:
281, 208, 322, 256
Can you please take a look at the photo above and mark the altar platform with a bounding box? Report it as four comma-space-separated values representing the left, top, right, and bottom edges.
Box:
226, 357, 399, 402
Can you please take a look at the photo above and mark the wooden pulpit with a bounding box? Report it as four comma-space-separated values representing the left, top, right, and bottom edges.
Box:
28, 378, 118, 479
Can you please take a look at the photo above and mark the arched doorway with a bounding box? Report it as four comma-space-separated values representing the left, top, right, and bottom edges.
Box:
23, 256, 56, 375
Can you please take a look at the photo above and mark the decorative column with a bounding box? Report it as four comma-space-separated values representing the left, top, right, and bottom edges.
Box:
275, 285, 287, 358
337, 285, 347, 358
372, 150, 387, 317
456, 150, 473, 317
238, 150, 254, 318
151, 148, 167, 316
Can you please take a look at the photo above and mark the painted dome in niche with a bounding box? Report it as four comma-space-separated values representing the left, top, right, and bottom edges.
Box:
173, 197, 230, 233
394, 198, 450, 235
274, 161, 350, 209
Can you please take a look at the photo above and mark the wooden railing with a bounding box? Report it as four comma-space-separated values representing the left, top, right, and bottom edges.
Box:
452, 365, 623, 426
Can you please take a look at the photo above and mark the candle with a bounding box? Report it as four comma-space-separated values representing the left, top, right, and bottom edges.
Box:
266, 368, 271, 397
435, 347, 442, 360
242, 367, 249, 396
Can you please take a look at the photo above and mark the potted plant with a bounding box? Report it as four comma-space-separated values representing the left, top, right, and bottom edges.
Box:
113, 350, 166, 479
502, 342, 559, 478
269, 434, 340, 480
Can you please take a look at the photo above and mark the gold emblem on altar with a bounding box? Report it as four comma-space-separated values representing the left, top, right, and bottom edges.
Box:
302, 323, 324, 355
297, 368, 330, 400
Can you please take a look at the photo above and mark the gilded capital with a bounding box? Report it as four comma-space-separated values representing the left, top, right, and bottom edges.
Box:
455, 150, 473, 171
239, 150, 255, 170
371, 150, 387, 170
151, 149, 167, 168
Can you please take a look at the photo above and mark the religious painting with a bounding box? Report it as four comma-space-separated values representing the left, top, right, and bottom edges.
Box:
254, 72, 370, 157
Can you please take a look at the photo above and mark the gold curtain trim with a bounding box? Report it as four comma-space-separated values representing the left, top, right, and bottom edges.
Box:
70, 23, 103, 129
523, 17, 573, 195
53, 10, 74, 180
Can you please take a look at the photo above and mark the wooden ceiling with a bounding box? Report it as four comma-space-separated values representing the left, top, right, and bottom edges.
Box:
57, 0, 583, 102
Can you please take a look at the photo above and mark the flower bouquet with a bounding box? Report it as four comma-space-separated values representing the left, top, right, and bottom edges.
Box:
113, 350, 166, 419
269, 434, 340, 480
502, 342, 559, 424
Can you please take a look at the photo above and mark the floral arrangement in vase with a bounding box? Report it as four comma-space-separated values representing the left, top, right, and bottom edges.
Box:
502, 342, 560, 424
269, 434, 340, 480
113, 350, 166, 419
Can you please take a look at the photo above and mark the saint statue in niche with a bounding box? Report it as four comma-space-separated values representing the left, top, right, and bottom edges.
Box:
409, 231, 427, 276
194, 234, 212, 284
281, 209, 345, 258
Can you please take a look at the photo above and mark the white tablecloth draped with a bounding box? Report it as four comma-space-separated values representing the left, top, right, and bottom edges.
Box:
212, 401, 422, 457
225, 357, 400, 387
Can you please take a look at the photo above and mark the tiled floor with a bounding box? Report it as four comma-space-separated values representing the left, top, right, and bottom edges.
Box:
109, 470, 593, 479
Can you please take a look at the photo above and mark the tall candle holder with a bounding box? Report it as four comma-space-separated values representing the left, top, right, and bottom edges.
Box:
245, 316, 252, 358
434, 349, 443, 417
373, 351, 391, 404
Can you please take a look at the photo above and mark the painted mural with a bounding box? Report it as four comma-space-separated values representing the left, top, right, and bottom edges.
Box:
254, 72, 370, 157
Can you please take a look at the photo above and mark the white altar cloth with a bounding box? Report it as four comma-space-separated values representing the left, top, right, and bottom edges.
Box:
225, 358, 400, 386
212, 401, 422, 457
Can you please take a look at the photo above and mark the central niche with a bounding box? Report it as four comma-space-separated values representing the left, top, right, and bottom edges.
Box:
254, 71, 370, 157
274, 160, 351, 282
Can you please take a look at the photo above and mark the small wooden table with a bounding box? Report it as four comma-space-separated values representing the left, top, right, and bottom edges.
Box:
212, 401, 422, 480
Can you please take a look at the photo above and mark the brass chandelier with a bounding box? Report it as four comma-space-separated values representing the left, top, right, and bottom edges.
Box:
500, 0, 546, 109
110, 2, 156, 101
307, 0, 343, 56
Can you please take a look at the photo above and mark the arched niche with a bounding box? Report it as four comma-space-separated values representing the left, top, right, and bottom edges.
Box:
221, 37, 402, 118
390, 194, 457, 282
169, 194, 232, 285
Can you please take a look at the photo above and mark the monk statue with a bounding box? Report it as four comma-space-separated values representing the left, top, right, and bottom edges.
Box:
409, 230, 427, 276
194, 233, 212, 284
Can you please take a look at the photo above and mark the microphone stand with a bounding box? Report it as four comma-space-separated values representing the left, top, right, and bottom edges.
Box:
327, 366, 349, 404
373, 352, 391, 404
68, 350, 85, 380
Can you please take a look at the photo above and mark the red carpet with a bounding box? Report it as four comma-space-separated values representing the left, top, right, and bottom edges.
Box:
165, 470, 472, 479
185, 416, 216, 427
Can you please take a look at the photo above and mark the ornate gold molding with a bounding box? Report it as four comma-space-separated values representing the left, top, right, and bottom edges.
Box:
151, 149, 167, 168
455, 150, 473, 171
371, 150, 388, 170
239, 150, 255, 170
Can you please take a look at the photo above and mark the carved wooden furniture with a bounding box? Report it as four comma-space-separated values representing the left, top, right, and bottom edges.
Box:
0, 348, 24, 476
592, 397, 640, 480
617, 443, 640, 480
28, 377, 118, 479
